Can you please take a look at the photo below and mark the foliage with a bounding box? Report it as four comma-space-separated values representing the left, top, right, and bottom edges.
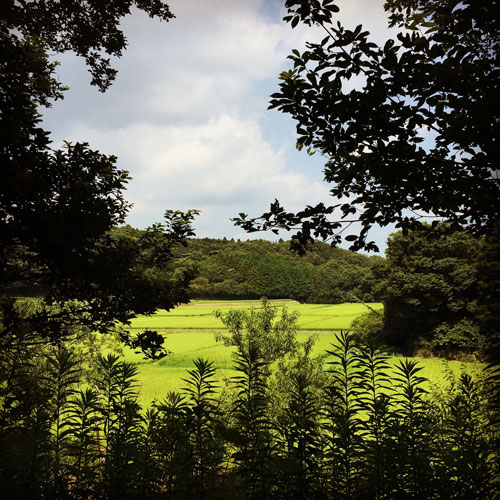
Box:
234, 0, 499, 253
1, 0, 174, 271
2, 0, 498, 496
214, 298, 300, 364
355, 343, 393, 498
433, 320, 484, 357
323, 331, 365, 498
1, 324, 499, 498
229, 344, 274, 498
379, 224, 486, 356
176, 236, 384, 303
2, 0, 174, 92
390, 359, 435, 497
181, 358, 223, 497
0, 0, 202, 357
350, 311, 385, 346
274, 368, 323, 498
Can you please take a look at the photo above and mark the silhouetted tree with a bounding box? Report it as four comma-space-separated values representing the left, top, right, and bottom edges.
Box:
235, 0, 499, 253
1, 0, 200, 357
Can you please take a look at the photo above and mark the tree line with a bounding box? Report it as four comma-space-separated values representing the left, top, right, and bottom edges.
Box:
7, 222, 494, 360
1, 302, 498, 499
111, 227, 384, 304
353, 224, 499, 359
110, 224, 496, 360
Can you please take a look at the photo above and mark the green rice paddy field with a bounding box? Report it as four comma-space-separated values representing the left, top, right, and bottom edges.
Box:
127, 300, 380, 331
122, 300, 478, 405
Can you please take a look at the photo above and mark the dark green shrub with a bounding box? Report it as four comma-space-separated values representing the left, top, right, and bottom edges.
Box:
433, 320, 485, 359
350, 311, 384, 345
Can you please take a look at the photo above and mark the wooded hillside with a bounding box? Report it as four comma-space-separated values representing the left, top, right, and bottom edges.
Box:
175, 236, 384, 303
109, 226, 384, 303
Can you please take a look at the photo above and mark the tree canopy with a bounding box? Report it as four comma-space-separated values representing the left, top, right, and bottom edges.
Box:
234, 0, 499, 253
0, 1, 199, 358
173, 236, 383, 303
1, 0, 174, 260
380, 224, 483, 356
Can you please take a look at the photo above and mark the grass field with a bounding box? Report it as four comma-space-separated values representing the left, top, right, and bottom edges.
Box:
127, 300, 384, 331
121, 300, 477, 405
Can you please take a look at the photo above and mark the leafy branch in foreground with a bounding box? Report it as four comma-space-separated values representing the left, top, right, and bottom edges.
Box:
1, 0, 199, 359
234, 0, 499, 252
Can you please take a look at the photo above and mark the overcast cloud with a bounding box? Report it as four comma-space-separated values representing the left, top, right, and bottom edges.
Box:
42, 0, 396, 252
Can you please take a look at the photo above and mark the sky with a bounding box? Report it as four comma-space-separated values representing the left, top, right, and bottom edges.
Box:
41, 0, 397, 254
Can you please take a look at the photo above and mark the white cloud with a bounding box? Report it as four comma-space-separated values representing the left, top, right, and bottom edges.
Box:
42, 0, 395, 251
64, 113, 331, 237
45, 0, 320, 130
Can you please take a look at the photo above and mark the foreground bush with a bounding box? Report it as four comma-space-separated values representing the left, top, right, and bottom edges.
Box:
0, 330, 499, 499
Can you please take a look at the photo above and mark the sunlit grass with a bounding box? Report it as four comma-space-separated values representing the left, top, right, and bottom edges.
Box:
123, 328, 476, 406
119, 301, 478, 406
127, 300, 384, 331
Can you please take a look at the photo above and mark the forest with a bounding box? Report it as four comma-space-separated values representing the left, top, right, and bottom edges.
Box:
113, 226, 385, 303
1, 0, 499, 498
